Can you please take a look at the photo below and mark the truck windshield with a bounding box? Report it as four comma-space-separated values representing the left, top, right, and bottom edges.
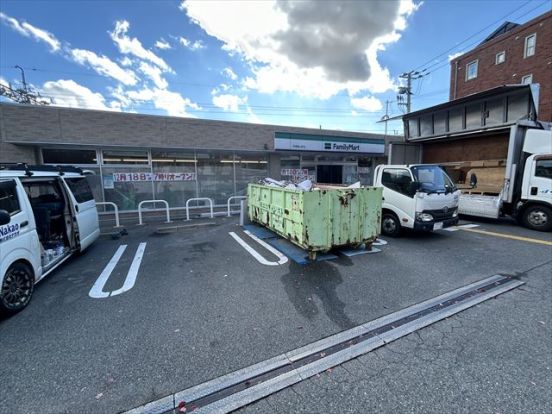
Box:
410, 165, 456, 194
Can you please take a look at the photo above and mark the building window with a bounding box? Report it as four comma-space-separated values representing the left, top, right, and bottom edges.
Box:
524, 34, 536, 58
102, 150, 148, 165
42, 148, 98, 164
521, 74, 533, 84
466, 60, 478, 81
495, 51, 505, 65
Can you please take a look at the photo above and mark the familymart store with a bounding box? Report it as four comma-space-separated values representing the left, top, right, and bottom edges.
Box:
0, 103, 386, 213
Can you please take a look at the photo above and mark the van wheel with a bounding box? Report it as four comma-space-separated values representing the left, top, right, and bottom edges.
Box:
0, 263, 34, 315
522, 205, 552, 232
381, 212, 401, 237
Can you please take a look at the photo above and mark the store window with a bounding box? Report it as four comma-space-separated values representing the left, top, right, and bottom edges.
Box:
102, 150, 148, 165
524, 34, 536, 58
196, 152, 235, 204
101, 166, 154, 210
495, 51, 505, 65
235, 153, 268, 196
466, 60, 478, 81
358, 158, 373, 186
42, 148, 97, 165
151, 151, 197, 208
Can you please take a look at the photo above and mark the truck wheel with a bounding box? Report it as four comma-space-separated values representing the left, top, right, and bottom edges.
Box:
381, 212, 401, 237
522, 205, 552, 232
0, 263, 35, 316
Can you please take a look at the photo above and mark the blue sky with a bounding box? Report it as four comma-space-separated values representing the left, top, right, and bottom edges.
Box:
0, 0, 550, 135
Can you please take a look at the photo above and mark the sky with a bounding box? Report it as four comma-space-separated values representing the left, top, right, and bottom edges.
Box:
0, 0, 550, 135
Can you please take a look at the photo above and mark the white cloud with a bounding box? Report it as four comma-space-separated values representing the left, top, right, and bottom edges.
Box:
119, 56, 134, 66
110, 20, 171, 71
182, 0, 419, 99
71, 49, 139, 85
138, 62, 168, 89
212, 94, 247, 112
350, 96, 383, 112
154, 38, 171, 50
222, 67, 237, 80
126, 87, 199, 117
42, 79, 117, 110
0, 12, 60, 51
179, 36, 205, 50
448, 51, 464, 61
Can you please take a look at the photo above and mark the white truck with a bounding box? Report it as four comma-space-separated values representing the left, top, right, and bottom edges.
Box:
374, 164, 460, 237
459, 122, 552, 231
0, 164, 100, 315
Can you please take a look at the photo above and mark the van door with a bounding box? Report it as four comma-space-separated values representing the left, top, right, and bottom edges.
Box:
62, 177, 100, 251
0, 179, 40, 280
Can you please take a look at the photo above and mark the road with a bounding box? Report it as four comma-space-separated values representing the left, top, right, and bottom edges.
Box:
0, 216, 550, 413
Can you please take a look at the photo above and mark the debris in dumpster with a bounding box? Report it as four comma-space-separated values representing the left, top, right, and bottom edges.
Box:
248, 182, 382, 258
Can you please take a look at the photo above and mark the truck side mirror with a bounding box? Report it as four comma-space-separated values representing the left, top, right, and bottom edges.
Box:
408, 182, 420, 196
0, 209, 10, 226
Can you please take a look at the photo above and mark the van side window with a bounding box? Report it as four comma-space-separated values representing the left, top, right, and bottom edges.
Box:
381, 169, 413, 196
65, 177, 94, 203
0, 181, 21, 215
535, 159, 552, 179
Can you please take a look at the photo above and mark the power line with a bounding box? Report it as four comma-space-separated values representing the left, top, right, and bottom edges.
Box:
411, 0, 535, 73
421, 0, 551, 75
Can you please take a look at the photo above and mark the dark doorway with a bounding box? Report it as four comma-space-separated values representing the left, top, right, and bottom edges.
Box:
316, 165, 342, 184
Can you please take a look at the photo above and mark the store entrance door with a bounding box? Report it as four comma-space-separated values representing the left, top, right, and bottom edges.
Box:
316, 165, 342, 184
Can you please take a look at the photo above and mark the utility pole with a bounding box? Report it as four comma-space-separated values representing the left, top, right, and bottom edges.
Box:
15, 65, 28, 92
397, 69, 427, 114
0, 65, 48, 105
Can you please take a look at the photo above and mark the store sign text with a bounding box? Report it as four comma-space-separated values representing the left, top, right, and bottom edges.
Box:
113, 172, 196, 182
274, 137, 384, 154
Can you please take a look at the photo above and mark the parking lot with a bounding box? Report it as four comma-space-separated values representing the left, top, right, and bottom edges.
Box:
1, 216, 551, 414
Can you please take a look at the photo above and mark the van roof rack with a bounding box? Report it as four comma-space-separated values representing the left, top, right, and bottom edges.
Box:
0, 163, 83, 176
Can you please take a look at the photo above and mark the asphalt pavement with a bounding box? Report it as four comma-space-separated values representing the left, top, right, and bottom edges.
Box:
0, 216, 550, 413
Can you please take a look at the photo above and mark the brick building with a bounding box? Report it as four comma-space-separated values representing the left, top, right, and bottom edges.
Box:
0, 103, 386, 211
449, 10, 552, 121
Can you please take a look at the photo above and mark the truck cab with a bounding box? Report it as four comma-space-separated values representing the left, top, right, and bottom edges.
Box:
374, 164, 460, 236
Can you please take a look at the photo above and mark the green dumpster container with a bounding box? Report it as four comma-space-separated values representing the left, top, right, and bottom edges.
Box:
247, 183, 382, 259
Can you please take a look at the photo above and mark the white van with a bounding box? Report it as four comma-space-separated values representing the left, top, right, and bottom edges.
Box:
0, 165, 100, 315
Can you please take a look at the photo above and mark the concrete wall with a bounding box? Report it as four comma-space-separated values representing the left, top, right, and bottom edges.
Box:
0, 103, 385, 163
449, 10, 552, 121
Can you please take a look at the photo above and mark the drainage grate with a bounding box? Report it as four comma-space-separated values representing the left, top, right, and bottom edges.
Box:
123, 274, 523, 414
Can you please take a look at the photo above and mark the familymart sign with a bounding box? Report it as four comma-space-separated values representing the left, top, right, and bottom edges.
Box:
274, 132, 384, 154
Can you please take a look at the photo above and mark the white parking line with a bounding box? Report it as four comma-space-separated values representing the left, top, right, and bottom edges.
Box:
110, 242, 147, 297
229, 232, 288, 266
89, 245, 127, 298
89, 243, 147, 299
243, 231, 288, 265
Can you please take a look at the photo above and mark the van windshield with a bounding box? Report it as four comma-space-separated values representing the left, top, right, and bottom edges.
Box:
410, 165, 456, 194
